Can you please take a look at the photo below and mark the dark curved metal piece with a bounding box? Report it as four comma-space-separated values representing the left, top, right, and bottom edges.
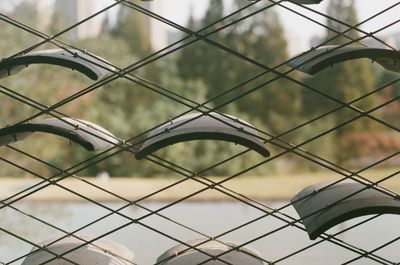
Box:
287, 45, 400, 75
291, 180, 400, 240
0, 118, 119, 151
0, 49, 115, 80
135, 112, 269, 160
288, 0, 324, 4
156, 239, 264, 265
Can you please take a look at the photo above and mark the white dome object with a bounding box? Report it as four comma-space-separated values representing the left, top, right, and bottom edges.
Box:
156, 239, 264, 265
21, 235, 134, 265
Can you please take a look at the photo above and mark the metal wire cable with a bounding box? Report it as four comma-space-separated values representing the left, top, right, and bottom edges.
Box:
1, 1, 399, 264
2, 148, 253, 265
285, 0, 400, 51
0, 43, 396, 203
2, 70, 396, 262
342, 236, 400, 265
0, 125, 396, 262
2, 82, 396, 210
1, 112, 396, 264
2, 0, 397, 145
194, 170, 399, 264
0, 202, 137, 265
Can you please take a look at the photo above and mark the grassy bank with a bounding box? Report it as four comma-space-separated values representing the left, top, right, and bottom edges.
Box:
1, 168, 398, 202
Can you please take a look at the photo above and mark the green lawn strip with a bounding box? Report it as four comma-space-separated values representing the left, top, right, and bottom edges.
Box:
1, 167, 398, 202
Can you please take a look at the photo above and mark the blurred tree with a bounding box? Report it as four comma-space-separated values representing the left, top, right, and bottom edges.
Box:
0, 2, 91, 177
47, 7, 67, 36
56, 3, 260, 177
227, 1, 300, 134
177, 0, 300, 134
74, 31, 237, 176
175, 9, 202, 82
375, 70, 400, 128
176, 0, 228, 94
111, 3, 160, 82
111, 3, 152, 57
302, 0, 376, 164
12, 0, 38, 27
326, 0, 359, 40
90, 59, 269, 177
0, 0, 299, 177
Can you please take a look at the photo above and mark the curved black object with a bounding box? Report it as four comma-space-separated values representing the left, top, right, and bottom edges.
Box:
0, 49, 115, 80
0, 118, 119, 151
291, 180, 400, 240
288, 0, 323, 4
156, 239, 264, 265
135, 112, 269, 160
287, 45, 400, 75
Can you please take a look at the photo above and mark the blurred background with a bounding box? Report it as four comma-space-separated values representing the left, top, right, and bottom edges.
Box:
0, 0, 398, 177
1, 1, 399, 264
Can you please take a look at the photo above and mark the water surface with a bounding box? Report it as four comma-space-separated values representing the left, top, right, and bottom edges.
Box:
1, 201, 399, 264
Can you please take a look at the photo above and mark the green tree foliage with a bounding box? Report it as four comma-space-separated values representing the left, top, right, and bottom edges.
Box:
176, 0, 228, 94
89, 56, 269, 177
1, 0, 321, 177
175, 10, 201, 82
375, 70, 400, 129
47, 7, 67, 36
227, 1, 300, 134
177, 1, 300, 134
0, 2, 98, 177
326, 0, 359, 41
111, 3, 160, 82
133, 63, 270, 176
74, 7, 266, 176
302, 0, 376, 164
111, 3, 152, 57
